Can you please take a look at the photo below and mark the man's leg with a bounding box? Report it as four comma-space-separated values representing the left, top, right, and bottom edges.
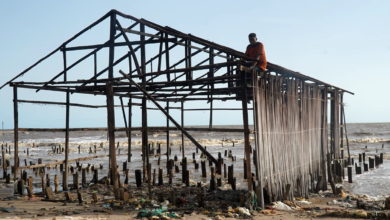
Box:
243, 61, 253, 68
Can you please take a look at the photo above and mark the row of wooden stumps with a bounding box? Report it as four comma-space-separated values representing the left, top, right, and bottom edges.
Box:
347, 152, 384, 183
7, 141, 250, 199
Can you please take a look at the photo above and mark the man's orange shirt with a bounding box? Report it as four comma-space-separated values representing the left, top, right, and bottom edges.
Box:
245, 42, 267, 71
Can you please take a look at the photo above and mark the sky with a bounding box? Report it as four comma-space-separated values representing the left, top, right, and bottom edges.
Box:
0, 0, 389, 129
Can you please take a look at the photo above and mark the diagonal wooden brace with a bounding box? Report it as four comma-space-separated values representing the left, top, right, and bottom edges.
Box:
118, 70, 219, 165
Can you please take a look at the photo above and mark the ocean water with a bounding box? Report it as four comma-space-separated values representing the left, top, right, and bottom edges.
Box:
0, 123, 389, 196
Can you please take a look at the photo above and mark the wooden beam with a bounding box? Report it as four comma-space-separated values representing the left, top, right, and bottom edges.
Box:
16, 99, 140, 108
129, 61, 239, 78
61, 39, 176, 51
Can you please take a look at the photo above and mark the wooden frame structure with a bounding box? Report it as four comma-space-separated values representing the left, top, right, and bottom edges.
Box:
1, 10, 353, 207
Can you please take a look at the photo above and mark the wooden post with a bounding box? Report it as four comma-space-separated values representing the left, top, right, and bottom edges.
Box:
46, 173, 50, 187
240, 72, 252, 192
348, 166, 352, 183
62, 46, 67, 82
77, 191, 82, 204
94, 169, 98, 184
152, 169, 156, 185
13, 85, 19, 180
73, 172, 79, 189
166, 101, 170, 161
210, 167, 216, 190
181, 101, 185, 157
135, 169, 142, 187
82, 168, 86, 186
41, 175, 46, 194
2, 150, 5, 178
171, 190, 176, 206
64, 89, 70, 190
106, 82, 119, 199
128, 99, 132, 162
55, 174, 59, 192
158, 167, 163, 186
182, 157, 187, 183
201, 160, 206, 178
197, 194, 204, 207
27, 180, 33, 198
28, 177, 33, 196
224, 163, 227, 179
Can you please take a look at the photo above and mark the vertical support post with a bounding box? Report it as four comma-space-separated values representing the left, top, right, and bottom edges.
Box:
340, 92, 344, 159
181, 101, 185, 158
157, 33, 163, 72
240, 71, 252, 192
128, 99, 132, 162
94, 52, 97, 87
62, 47, 67, 82
120, 97, 129, 138
140, 23, 151, 199
13, 86, 18, 180
209, 48, 214, 129
166, 101, 170, 161
64, 89, 70, 190
108, 11, 116, 79
165, 32, 170, 81
106, 82, 119, 199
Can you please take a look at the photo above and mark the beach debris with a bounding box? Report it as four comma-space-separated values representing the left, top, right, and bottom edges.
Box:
217, 184, 232, 191
327, 199, 354, 208
236, 207, 250, 216
354, 209, 367, 218
270, 201, 293, 211
296, 200, 312, 205
0, 207, 15, 212
385, 196, 390, 209
259, 210, 277, 215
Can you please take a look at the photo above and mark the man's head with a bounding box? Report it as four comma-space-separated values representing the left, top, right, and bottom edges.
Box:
248, 33, 257, 45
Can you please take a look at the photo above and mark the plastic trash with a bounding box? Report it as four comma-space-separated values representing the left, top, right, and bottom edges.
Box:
237, 207, 251, 216
218, 184, 232, 191
355, 210, 367, 218
0, 207, 15, 213
297, 201, 312, 205
271, 201, 293, 210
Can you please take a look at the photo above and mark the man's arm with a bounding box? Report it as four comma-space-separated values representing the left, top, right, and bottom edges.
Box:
249, 53, 261, 69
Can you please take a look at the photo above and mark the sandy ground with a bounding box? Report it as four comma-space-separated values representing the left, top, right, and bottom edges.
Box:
0, 195, 356, 220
